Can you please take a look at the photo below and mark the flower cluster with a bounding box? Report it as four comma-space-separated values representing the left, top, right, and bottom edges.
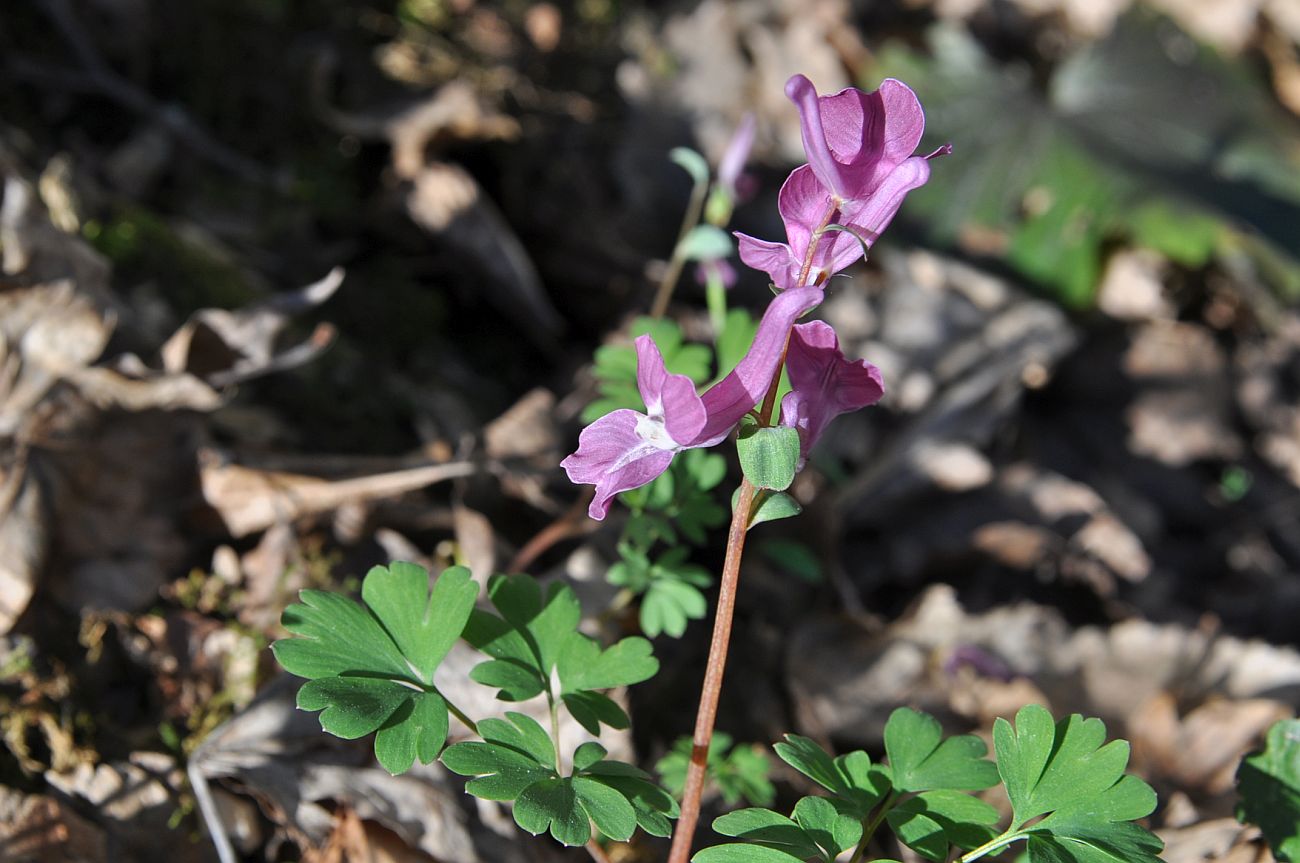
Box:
564, 75, 943, 519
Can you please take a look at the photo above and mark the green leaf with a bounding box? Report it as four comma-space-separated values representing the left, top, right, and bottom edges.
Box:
273, 564, 477, 772
477, 712, 556, 768
515, 778, 591, 845
792, 795, 862, 859
737, 421, 801, 491
1237, 718, 1300, 863
573, 776, 638, 840
993, 705, 1162, 863
360, 563, 477, 684
711, 808, 822, 859
440, 740, 554, 800
559, 634, 659, 693
678, 225, 735, 262
583, 760, 680, 837
773, 735, 888, 818
643, 578, 708, 638
374, 692, 449, 775
693, 845, 806, 863
670, 147, 711, 186
573, 741, 607, 772
758, 538, 823, 583
886, 790, 999, 861
562, 691, 630, 735
885, 706, 999, 791
296, 677, 413, 739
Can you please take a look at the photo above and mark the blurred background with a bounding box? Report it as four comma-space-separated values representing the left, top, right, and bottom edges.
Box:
1, 0, 1299, 861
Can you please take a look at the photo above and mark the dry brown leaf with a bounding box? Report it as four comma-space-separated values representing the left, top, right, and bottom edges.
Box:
0, 787, 108, 863
1131, 693, 1292, 794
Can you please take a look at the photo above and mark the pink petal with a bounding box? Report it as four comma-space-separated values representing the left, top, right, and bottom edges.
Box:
837, 155, 932, 249
718, 113, 756, 193
736, 232, 799, 290
782, 320, 884, 455
560, 409, 677, 520
695, 285, 825, 445
786, 74, 847, 201
826, 79, 926, 200
777, 165, 835, 267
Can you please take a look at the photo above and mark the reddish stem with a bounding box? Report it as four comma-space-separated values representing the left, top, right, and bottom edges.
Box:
665, 201, 840, 863
665, 477, 756, 863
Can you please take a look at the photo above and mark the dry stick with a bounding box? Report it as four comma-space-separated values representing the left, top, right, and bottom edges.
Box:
665, 200, 842, 863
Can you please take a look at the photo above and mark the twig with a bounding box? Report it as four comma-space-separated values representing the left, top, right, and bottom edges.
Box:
506, 488, 597, 572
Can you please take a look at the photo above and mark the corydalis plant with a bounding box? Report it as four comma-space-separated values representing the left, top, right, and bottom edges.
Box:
563, 74, 946, 863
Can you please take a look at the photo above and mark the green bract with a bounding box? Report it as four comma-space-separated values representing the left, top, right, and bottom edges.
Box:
272, 563, 478, 774
1236, 718, 1300, 862
737, 419, 801, 491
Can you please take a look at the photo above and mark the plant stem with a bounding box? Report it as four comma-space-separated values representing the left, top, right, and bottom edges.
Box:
443, 695, 479, 736
959, 830, 1028, 863
585, 839, 614, 863
649, 173, 710, 319
665, 477, 757, 863
548, 692, 564, 775
849, 791, 898, 863
665, 199, 841, 863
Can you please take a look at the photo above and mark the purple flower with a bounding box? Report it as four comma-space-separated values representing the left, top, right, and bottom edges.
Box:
779, 320, 884, 460
718, 112, 756, 196
563, 286, 825, 519
736, 76, 946, 289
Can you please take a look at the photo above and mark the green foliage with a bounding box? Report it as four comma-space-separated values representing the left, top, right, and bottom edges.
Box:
621, 449, 728, 548
657, 733, 776, 807
994, 704, 1162, 863
1236, 718, 1300, 862
697, 706, 1160, 863
462, 573, 658, 735
737, 419, 801, 491
583, 317, 713, 422
679, 225, 736, 262
757, 539, 823, 583
614, 449, 727, 639
885, 707, 1000, 792
671, 146, 711, 187
608, 545, 711, 638
442, 714, 678, 845
272, 563, 477, 774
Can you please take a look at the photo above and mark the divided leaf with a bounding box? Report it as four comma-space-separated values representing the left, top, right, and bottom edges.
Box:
885, 707, 999, 792
463, 573, 658, 734
272, 564, 478, 774
702, 797, 861, 863
994, 704, 1162, 863
774, 734, 888, 818
1236, 718, 1300, 863
886, 790, 999, 861
444, 712, 677, 846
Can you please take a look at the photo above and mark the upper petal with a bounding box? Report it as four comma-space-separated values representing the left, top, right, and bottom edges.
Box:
560, 409, 677, 520
634, 334, 708, 446
826, 79, 926, 201
777, 164, 835, 267
786, 74, 847, 201
694, 285, 825, 445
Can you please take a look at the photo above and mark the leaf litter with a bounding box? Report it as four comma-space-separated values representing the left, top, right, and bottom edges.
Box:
0, 1, 1299, 861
